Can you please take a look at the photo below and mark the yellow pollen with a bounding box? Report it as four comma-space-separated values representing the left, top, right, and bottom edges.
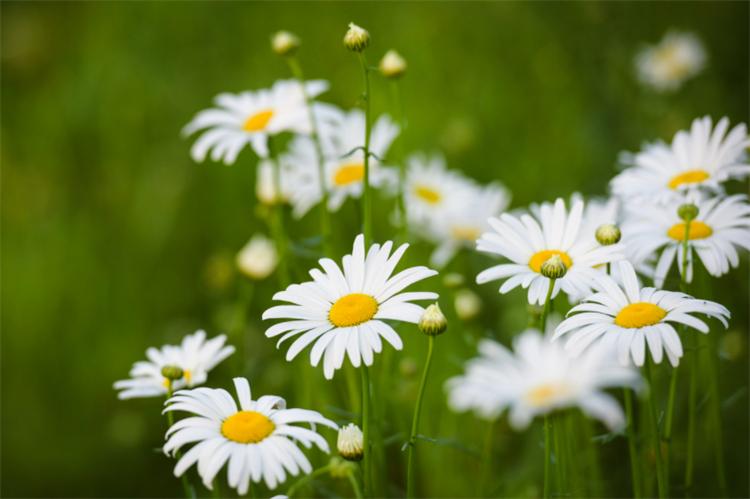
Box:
451, 226, 481, 242
162, 378, 170, 389
414, 185, 442, 204
528, 250, 573, 273
526, 384, 566, 407
666, 220, 713, 241
668, 169, 710, 189
183, 370, 192, 384
333, 163, 365, 186
243, 109, 274, 132
615, 302, 667, 328
329, 293, 378, 327
221, 411, 275, 444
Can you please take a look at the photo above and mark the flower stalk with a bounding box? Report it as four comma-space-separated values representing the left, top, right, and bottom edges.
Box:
358, 52, 373, 245
406, 334, 436, 498
267, 136, 291, 287
165, 381, 196, 499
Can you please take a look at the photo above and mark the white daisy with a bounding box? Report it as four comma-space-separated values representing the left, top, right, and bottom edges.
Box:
553, 261, 730, 367
283, 109, 400, 217
425, 181, 511, 268
262, 234, 438, 379
476, 197, 624, 305
612, 116, 750, 203
114, 330, 235, 399
623, 194, 750, 287
183, 79, 340, 162
163, 377, 337, 493
635, 30, 707, 92
446, 328, 640, 430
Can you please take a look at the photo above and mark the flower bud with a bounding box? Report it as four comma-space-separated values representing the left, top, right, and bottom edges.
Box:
337, 423, 364, 461
271, 30, 300, 57
595, 224, 621, 246
343, 23, 370, 52
442, 272, 465, 288
418, 303, 447, 336
236, 235, 278, 280
379, 50, 407, 78
161, 365, 184, 381
677, 203, 699, 222
454, 289, 481, 321
540, 255, 567, 279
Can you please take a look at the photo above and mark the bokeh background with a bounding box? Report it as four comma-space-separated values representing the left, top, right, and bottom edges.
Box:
2, 1, 748, 497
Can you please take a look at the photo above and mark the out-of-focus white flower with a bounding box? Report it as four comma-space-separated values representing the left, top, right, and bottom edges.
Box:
635, 30, 706, 92
271, 30, 300, 56
379, 50, 407, 78
454, 288, 481, 320
237, 234, 278, 280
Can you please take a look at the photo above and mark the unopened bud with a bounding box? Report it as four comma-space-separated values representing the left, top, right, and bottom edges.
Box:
343, 23, 370, 52
595, 224, 621, 246
379, 50, 407, 78
337, 423, 364, 461
161, 365, 184, 381
271, 31, 300, 57
677, 203, 699, 222
418, 303, 447, 336
540, 255, 567, 279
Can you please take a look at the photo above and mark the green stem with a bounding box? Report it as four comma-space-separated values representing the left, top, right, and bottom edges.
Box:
360, 364, 372, 497
267, 136, 290, 287
357, 53, 372, 245
286, 56, 333, 256
624, 388, 643, 498
644, 360, 667, 498
553, 414, 565, 494
286, 464, 332, 498
543, 415, 552, 499
347, 468, 365, 499
705, 331, 727, 495
165, 383, 195, 498
389, 81, 408, 240
684, 333, 697, 493
477, 420, 495, 497
406, 335, 436, 498
539, 278, 556, 333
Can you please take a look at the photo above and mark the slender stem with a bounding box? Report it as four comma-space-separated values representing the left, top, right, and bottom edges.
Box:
624, 388, 643, 498
684, 333, 698, 492
553, 414, 565, 493
357, 53, 372, 245
477, 420, 495, 497
543, 415, 552, 499
347, 468, 365, 499
406, 335, 436, 498
286, 464, 332, 497
644, 361, 667, 498
360, 364, 372, 497
286, 56, 333, 256
389, 80, 408, 240
165, 383, 195, 498
705, 330, 728, 495
267, 136, 290, 287
539, 278, 556, 332
211, 480, 221, 498
581, 415, 602, 497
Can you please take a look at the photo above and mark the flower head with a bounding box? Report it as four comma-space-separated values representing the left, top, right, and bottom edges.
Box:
163, 377, 337, 492
379, 50, 407, 78
114, 330, 234, 399
419, 303, 448, 336
454, 288, 481, 321
237, 234, 278, 280
595, 224, 622, 246
271, 30, 300, 56
263, 234, 438, 379
344, 23, 370, 52
337, 423, 364, 461
635, 31, 706, 92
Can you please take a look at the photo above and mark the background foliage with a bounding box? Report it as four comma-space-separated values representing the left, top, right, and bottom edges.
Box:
2, 1, 748, 497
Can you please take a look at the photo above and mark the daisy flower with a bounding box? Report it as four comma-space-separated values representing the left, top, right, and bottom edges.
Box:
114, 330, 234, 399
623, 194, 750, 287
163, 377, 337, 493
553, 261, 730, 367
635, 30, 707, 92
183, 79, 340, 162
445, 328, 640, 430
262, 234, 438, 379
476, 197, 624, 305
612, 116, 750, 203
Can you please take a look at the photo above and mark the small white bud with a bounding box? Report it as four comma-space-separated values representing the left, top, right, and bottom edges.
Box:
337, 423, 364, 461
343, 23, 370, 52
454, 289, 481, 321
236, 235, 278, 280
379, 50, 407, 78
540, 255, 567, 279
271, 31, 300, 57
595, 224, 621, 246
418, 303, 447, 336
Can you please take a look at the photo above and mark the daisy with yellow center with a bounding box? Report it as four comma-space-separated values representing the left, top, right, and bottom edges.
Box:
163, 377, 337, 493
634, 30, 706, 93
612, 116, 750, 204
623, 194, 750, 288
114, 330, 234, 400
477, 198, 624, 305
262, 234, 438, 379
553, 261, 729, 367
446, 328, 640, 430
182, 79, 341, 163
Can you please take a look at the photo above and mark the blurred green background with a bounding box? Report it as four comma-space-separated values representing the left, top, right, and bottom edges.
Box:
2, 1, 748, 497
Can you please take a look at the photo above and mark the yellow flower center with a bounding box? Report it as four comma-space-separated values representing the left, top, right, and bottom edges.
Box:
528, 250, 573, 273
451, 226, 481, 242
333, 163, 365, 186
668, 169, 710, 189
243, 109, 274, 132
614, 302, 667, 328
414, 185, 442, 204
666, 220, 713, 241
161, 369, 193, 388
526, 383, 567, 407
329, 293, 378, 327
221, 411, 275, 444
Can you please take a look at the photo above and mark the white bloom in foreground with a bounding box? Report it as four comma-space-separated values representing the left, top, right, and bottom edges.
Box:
554, 261, 730, 367
612, 116, 750, 203
624, 194, 750, 287
163, 377, 337, 492
446, 329, 639, 430
114, 331, 234, 399
237, 234, 278, 280
476, 198, 624, 305
183, 79, 338, 162
263, 234, 438, 379
635, 30, 706, 92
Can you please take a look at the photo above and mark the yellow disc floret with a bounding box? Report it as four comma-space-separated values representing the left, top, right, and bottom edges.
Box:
525, 383, 568, 407
221, 411, 275, 443
666, 220, 713, 241
243, 110, 274, 132
668, 169, 710, 190
329, 293, 378, 327
529, 250, 573, 273
414, 185, 442, 205
333, 163, 365, 186
615, 302, 667, 328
